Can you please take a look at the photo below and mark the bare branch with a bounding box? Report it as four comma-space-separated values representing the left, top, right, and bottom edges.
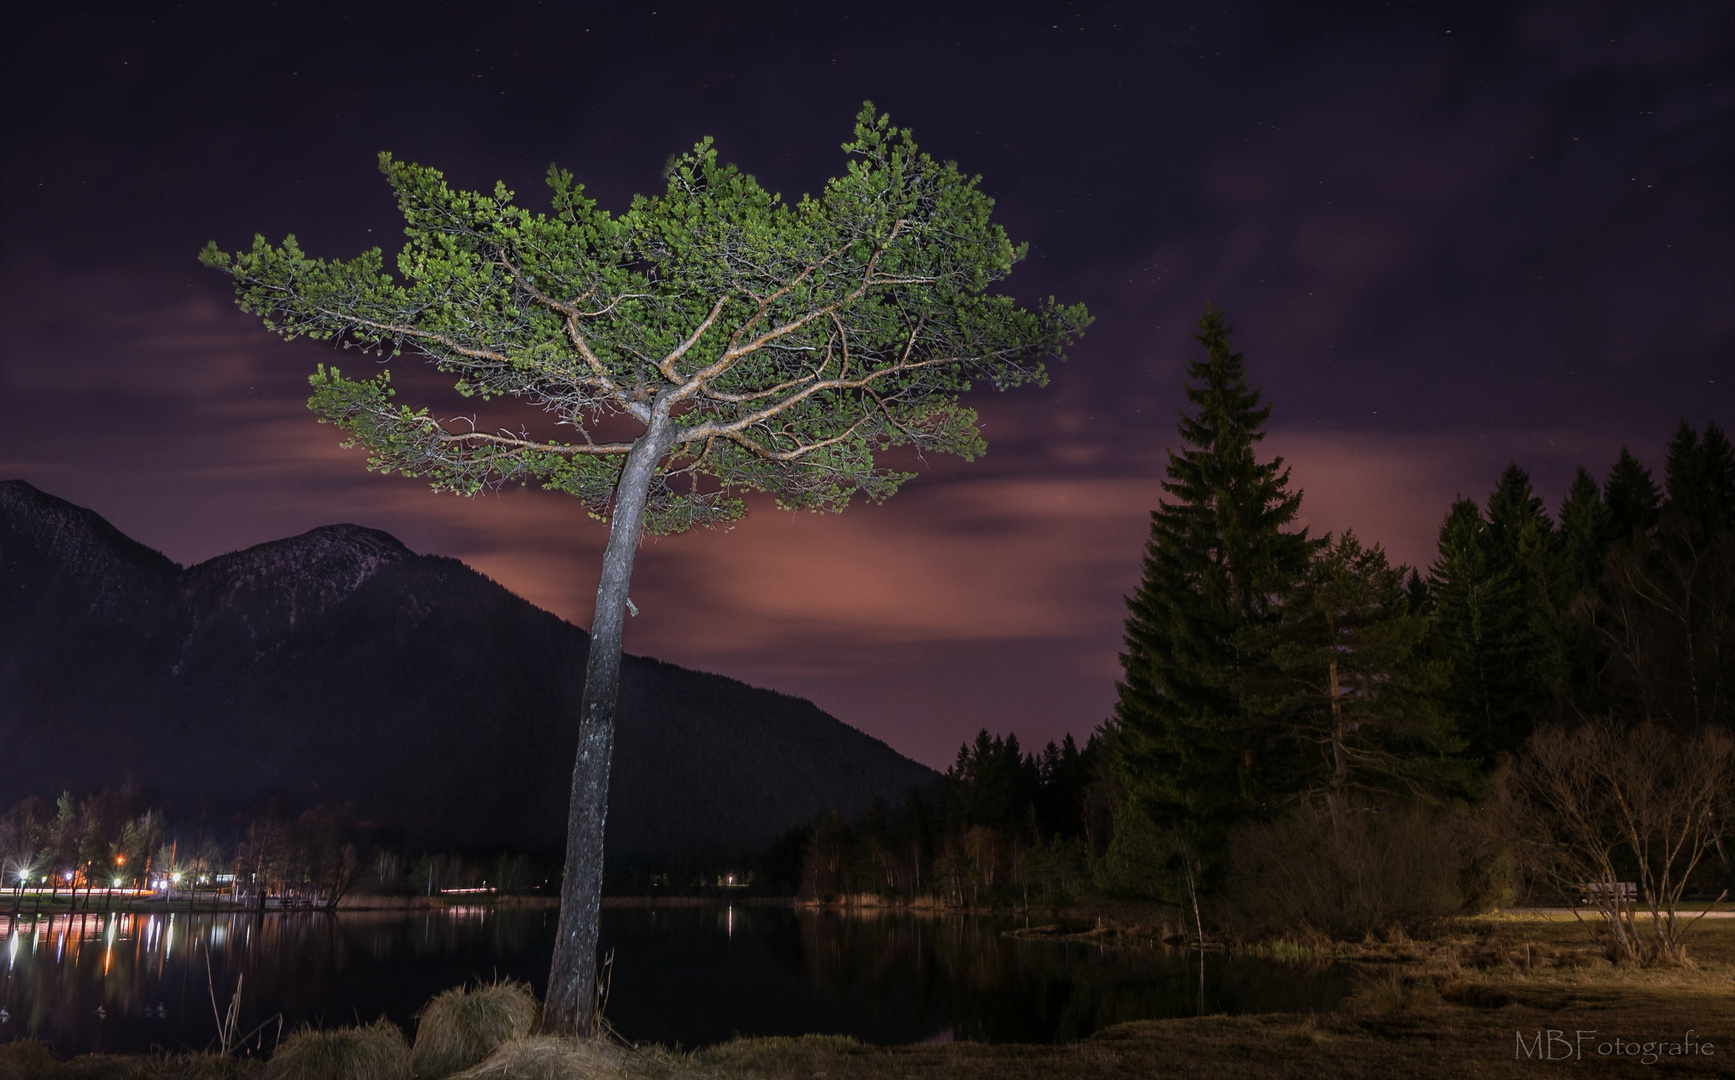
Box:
428, 428, 634, 456
680, 352, 960, 442
673, 221, 907, 398
562, 315, 647, 423
720, 414, 873, 463
660, 295, 731, 381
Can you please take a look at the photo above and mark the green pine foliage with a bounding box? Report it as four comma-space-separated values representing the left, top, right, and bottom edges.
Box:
202, 106, 1087, 532
1112, 304, 1314, 863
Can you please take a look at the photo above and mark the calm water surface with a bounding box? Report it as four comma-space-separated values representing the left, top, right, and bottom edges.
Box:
0, 905, 1350, 1056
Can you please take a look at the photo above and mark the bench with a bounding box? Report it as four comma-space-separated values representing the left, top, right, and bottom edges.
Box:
1579, 881, 1638, 906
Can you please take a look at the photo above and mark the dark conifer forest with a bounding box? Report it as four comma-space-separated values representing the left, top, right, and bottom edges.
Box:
781, 307, 1735, 946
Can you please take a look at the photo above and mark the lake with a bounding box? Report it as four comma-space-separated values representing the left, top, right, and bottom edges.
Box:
0, 905, 1351, 1057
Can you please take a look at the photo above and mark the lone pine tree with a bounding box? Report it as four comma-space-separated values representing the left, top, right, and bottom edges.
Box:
203, 105, 1087, 1033
1112, 305, 1312, 873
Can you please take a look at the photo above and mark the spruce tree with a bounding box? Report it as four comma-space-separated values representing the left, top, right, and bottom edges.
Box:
1237, 531, 1462, 816
1604, 447, 1662, 542
1112, 305, 1312, 867
1664, 421, 1735, 536
1604, 422, 1735, 726
1429, 495, 1539, 764
945, 729, 1039, 835
1555, 467, 1613, 712
1487, 464, 1571, 716
1035, 734, 1089, 839
1557, 468, 1612, 600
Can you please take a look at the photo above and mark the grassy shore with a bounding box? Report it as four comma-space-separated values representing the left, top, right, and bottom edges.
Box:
5, 908, 1731, 1078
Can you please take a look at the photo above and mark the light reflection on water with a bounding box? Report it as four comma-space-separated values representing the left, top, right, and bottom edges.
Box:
0, 906, 1351, 1057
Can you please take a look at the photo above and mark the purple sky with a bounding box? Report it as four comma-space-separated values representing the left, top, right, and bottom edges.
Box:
3, 2, 1731, 769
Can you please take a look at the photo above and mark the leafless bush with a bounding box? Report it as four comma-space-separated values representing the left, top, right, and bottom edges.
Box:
1220, 801, 1467, 939
1495, 720, 1735, 965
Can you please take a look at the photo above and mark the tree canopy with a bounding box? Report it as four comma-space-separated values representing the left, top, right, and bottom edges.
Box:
203, 104, 1087, 1033
201, 106, 1086, 532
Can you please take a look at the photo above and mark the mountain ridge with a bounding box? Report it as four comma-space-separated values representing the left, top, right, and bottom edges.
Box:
0, 480, 938, 859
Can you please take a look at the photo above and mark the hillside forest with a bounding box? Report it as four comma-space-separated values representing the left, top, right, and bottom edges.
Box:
779, 305, 1735, 961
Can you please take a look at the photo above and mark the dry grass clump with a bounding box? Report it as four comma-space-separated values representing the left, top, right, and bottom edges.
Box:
449, 1035, 712, 1080
696, 1035, 871, 1078
0, 1040, 61, 1080
1341, 969, 1443, 1017
127, 1055, 264, 1080
262, 1019, 409, 1080
412, 981, 540, 1079
0, 1042, 262, 1080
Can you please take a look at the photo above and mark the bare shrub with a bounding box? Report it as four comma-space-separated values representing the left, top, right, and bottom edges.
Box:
413, 981, 540, 1079
1496, 720, 1735, 965
1220, 802, 1466, 939
263, 1019, 409, 1080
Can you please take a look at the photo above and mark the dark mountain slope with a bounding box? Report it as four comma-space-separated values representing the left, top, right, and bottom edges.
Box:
0, 480, 937, 859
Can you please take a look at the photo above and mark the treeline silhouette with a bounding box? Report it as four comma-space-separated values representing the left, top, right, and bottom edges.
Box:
759, 731, 1117, 905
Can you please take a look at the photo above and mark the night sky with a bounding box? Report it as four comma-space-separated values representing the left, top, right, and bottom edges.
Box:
3, 2, 1730, 769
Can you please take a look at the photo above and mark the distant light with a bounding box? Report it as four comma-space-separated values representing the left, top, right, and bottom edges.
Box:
113, 878, 124, 887
172, 873, 182, 883
64, 873, 74, 882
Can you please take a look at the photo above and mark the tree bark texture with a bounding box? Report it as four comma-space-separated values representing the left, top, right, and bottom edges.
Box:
543, 403, 674, 1035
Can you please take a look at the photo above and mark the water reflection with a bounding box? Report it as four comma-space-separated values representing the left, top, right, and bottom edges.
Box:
0, 906, 1349, 1056
0, 908, 557, 1057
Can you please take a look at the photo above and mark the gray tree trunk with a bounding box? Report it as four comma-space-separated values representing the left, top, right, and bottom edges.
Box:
543, 402, 674, 1035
